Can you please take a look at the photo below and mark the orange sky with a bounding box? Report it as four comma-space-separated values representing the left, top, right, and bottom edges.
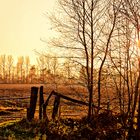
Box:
0, 0, 57, 64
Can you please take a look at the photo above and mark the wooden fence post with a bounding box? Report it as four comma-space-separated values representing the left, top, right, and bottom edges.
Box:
43, 91, 53, 119
27, 87, 38, 121
136, 95, 140, 139
58, 104, 61, 120
39, 86, 44, 120
52, 95, 60, 119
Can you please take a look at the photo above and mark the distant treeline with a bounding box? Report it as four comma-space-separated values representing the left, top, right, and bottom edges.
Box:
0, 54, 79, 84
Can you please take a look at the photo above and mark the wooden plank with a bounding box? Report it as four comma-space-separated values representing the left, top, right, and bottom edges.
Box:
27, 87, 38, 121
39, 86, 44, 120
52, 95, 60, 119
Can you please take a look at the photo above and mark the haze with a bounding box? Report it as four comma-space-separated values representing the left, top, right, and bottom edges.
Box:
0, 0, 56, 64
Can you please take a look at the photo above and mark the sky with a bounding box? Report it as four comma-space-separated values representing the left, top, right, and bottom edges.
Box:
0, 0, 57, 64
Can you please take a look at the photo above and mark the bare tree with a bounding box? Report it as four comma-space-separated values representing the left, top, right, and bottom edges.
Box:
97, 0, 122, 113
0, 55, 6, 82
25, 56, 30, 83
49, 0, 115, 120
29, 65, 36, 83
7, 55, 14, 83
117, 0, 140, 137
37, 55, 47, 84
17, 56, 24, 83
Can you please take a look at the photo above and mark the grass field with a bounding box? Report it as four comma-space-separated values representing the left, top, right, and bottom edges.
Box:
0, 84, 44, 125
0, 84, 88, 126
0, 84, 133, 139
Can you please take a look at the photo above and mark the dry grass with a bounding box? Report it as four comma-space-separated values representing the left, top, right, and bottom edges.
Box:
0, 83, 124, 126
0, 84, 89, 125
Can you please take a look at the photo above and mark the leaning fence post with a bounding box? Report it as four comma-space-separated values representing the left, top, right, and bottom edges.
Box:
27, 87, 38, 121
43, 91, 53, 119
39, 86, 44, 120
58, 104, 61, 120
136, 95, 140, 139
52, 95, 60, 119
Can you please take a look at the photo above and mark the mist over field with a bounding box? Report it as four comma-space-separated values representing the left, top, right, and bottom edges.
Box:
1, 0, 140, 139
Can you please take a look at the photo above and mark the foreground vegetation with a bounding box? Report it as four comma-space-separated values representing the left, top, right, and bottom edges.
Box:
0, 111, 136, 140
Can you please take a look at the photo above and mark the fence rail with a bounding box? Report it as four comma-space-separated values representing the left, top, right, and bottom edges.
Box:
0, 97, 30, 100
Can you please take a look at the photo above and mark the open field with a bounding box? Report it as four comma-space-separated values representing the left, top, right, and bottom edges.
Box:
0, 83, 120, 126
0, 84, 46, 125
0, 84, 88, 126
0, 84, 45, 90
0, 84, 136, 139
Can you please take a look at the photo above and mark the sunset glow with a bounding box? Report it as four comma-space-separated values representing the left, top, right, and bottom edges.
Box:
0, 0, 56, 64
1, 0, 140, 138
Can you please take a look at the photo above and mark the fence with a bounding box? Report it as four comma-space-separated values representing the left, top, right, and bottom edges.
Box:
0, 85, 87, 124
27, 86, 90, 121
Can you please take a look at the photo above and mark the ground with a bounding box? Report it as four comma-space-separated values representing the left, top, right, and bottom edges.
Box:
0, 112, 125, 140
0, 84, 131, 139
0, 84, 87, 126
